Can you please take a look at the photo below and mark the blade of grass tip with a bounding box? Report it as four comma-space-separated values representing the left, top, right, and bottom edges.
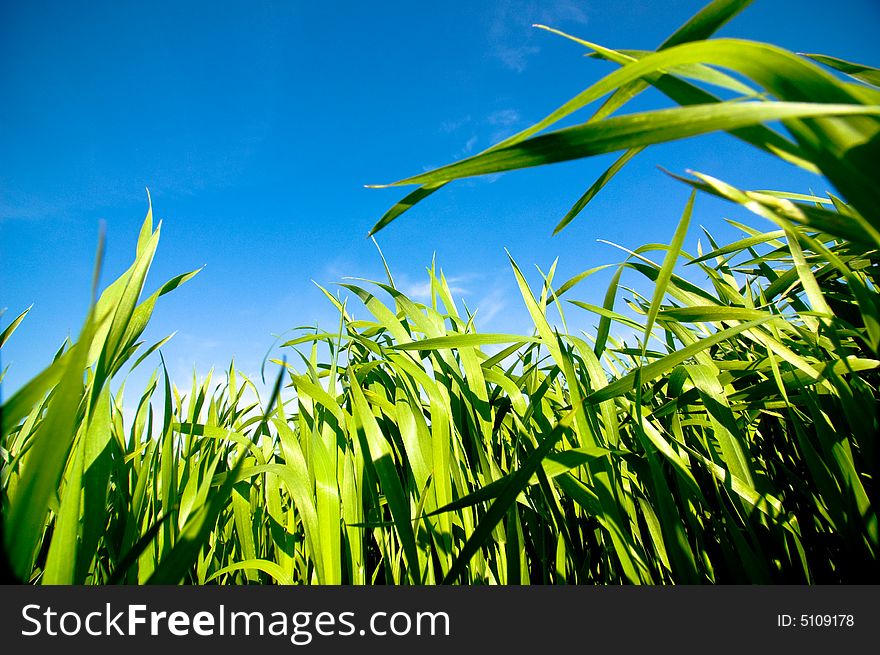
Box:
130, 332, 177, 372
783, 225, 833, 319
98, 225, 160, 375
688, 230, 787, 265
328, 298, 345, 400
642, 191, 694, 357
543, 0, 756, 69
264, 326, 311, 384
371, 236, 396, 288
136, 189, 153, 257
91, 221, 107, 306
801, 53, 880, 87
538, 259, 559, 308
594, 265, 625, 358
115, 266, 202, 351
549, 265, 613, 304
316, 282, 353, 321
367, 182, 447, 236
539, 262, 568, 332
0, 304, 33, 350
553, 148, 642, 234
657, 0, 755, 49
506, 252, 563, 364
338, 283, 411, 344
256, 356, 287, 442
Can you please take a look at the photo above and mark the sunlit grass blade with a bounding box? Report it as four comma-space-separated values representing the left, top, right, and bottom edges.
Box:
802, 53, 880, 87
381, 102, 879, 188
0, 305, 32, 351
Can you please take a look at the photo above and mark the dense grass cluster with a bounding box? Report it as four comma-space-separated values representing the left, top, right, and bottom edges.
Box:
1, 0, 878, 584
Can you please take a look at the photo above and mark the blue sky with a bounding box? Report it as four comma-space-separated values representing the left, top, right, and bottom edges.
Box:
2, 0, 879, 399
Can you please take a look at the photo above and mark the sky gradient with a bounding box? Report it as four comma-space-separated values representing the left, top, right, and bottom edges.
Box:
2, 0, 879, 400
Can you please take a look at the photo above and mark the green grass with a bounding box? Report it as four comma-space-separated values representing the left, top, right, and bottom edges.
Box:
1, 0, 878, 584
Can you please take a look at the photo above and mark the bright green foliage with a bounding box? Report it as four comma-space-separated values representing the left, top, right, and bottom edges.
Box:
1, 0, 877, 584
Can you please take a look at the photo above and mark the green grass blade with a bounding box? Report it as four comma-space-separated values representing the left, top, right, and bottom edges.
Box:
0, 305, 32, 350
802, 53, 880, 87
382, 102, 878, 188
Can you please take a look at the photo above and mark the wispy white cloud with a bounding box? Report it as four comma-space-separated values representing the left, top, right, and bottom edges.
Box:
388, 267, 517, 333
440, 115, 473, 134
446, 107, 525, 164
318, 257, 360, 284
486, 107, 525, 144
403, 267, 520, 334
472, 286, 508, 326
396, 273, 470, 301
487, 0, 589, 73
0, 192, 70, 222
537, 0, 590, 26
488, 108, 521, 127
489, 39, 539, 74
175, 331, 223, 352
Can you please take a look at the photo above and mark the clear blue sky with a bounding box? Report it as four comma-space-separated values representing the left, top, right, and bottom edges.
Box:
2, 0, 879, 399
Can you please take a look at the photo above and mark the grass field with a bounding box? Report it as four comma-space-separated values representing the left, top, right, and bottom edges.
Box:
1, 0, 878, 584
